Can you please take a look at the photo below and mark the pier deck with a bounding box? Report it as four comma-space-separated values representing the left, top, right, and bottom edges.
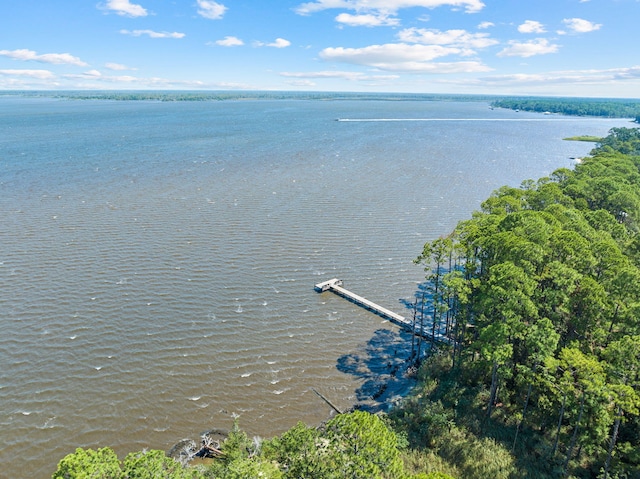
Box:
314, 278, 452, 345
314, 278, 343, 292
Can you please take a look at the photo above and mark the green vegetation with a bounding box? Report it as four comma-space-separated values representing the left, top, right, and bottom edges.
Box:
52, 128, 640, 478
52, 447, 204, 479
398, 127, 640, 478
52, 412, 429, 478
492, 97, 640, 119
563, 136, 602, 142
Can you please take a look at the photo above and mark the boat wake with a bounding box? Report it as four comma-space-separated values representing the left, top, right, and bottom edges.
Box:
337, 118, 580, 122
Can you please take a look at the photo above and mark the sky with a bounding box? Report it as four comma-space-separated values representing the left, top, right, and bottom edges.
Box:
1, 0, 639, 97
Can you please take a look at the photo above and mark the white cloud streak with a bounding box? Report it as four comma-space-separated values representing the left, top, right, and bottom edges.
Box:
105, 62, 136, 71
280, 70, 399, 81
99, 0, 147, 17
214, 36, 244, 47
397, 28, 498, 49
473, 66, 640, 87
196, 0, 227, 20
120, 29, 186, 38
0, 69, 55, 79
0, 68, 255, 90
497, 38, 559, 58
255, 38, 291, 48
0, 49, 88, 66
64, 70, 138, 82
62, 70, 211, 88
319, 43, 492, 72
295, 0, 485, 16
335, 13, 400, 27
285, 79, 317, 87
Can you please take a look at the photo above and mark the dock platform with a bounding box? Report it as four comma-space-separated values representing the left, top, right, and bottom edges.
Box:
315, 278, 452, 344
314, 278, 343, 292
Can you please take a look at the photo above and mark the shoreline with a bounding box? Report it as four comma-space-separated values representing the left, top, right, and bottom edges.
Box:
169, 326, 423, 462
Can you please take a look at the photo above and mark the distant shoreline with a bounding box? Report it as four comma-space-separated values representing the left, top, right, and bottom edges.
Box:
3, 90, 639, 104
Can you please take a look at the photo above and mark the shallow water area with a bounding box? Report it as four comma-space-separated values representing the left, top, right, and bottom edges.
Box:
0, 95, 632, 478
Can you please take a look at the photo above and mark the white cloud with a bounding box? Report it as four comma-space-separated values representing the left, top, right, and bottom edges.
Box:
82, 69, 103, 77
473, 66, 640, 87
397, 28, 498, 49
518, 20, 546, 34
560, 18, 602, 34
280, 70, 399, 81
295, 0, 485, 16
214, 36, 244, 47
397, 60, 490, 73
497, 38, 559, 57
0, 49, 88, 66
0, 67, 256, 90
64, 70, 140, 83
255, 38, 291, 48
281, 70, 401, 88
286, 79, 317, 87
105, 62, 136, 70
196, 0, 227, 20
610, 65, 640, 80
335, 13, 400, 27
62, 71, 209, 88
0, 69, 55, 79
120, 29, 186, 38
322, 43, 455, 63
99, 0, 147, 17
477, 21, 494, 29
270, 38, 292, 48
319, 43, 492, 72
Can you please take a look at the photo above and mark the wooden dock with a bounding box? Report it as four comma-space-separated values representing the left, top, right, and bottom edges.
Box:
314, 278, 344, 292
315, 278, 452, 345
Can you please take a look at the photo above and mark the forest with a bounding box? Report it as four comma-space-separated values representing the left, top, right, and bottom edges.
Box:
491, 97, 640, 122
396, 126, 640, 478
52, 127, 640, 478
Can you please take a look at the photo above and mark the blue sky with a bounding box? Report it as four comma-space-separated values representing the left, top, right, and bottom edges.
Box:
1, 0, 639, 97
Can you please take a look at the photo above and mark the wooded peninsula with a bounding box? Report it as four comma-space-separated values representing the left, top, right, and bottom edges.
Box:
53, 126, 640, 479
491, 97, 640, 123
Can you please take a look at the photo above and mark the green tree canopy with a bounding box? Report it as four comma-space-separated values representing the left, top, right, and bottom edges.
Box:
53, 447, 123, 479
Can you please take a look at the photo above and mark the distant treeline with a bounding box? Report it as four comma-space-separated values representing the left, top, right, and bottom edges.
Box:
492, 97, 640, 121
2, 90, 500, 103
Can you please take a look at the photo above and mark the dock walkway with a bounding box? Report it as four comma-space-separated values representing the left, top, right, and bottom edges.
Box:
315, 278, 451, 344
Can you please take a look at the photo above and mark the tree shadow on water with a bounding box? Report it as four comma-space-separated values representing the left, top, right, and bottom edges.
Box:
336, 327, 417, 412
399, 281, 434, 324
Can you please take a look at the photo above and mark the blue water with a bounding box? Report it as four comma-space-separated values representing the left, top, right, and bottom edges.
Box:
0, 95, 631, 478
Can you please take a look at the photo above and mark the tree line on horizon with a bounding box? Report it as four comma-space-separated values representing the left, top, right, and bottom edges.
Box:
52, 127, 640, 478
492, 97, 640, 122
3, 90, 497, 103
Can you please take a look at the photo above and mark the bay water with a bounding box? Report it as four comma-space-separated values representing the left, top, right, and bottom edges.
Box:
0, 95, 631, 478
